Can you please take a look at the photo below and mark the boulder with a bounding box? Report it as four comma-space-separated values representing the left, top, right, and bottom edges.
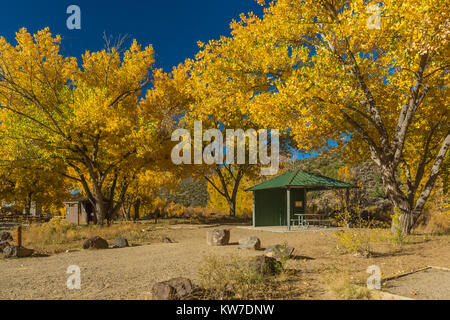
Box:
82, 236, 109, 250
206, 229, 230, 246
239, 236, 261, 250
264, 244, 294, 260
151, 281, 177, 300
250, 255, 279, 275
0, 241, 10, 251
112, 238, 129, 248
166, 277, 194, 298
352, 251, 371, 258
0, 231, 13, 242
161, 236, 173, 243
3, 246, 34, 258
151, 277, 193, 300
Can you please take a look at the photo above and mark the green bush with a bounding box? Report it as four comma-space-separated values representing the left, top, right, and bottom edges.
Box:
391, 208, 404, 244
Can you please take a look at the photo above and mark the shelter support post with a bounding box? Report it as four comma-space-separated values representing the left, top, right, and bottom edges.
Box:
252, 191, 256, 227
287, 188, 291, 231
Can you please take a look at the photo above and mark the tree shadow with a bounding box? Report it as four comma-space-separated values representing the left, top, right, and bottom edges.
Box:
32, 253, 51, 258
369, 250, 416, 258
291, 255, 315, 261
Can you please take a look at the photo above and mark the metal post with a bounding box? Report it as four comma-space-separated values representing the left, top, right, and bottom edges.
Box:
252, 191, 256, 227
287, 188, 291, 231
304, 189, 307, 227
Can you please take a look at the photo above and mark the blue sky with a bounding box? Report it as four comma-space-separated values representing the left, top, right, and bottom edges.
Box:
0, 1, 345, 160
0, 0, 263, 71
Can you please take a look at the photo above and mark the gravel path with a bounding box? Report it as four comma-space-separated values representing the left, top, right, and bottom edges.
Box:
384, 268, 450, 300
0, 227, 261, 300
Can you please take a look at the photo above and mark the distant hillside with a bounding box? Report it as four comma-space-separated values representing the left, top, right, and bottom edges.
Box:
161, 178, 209, 208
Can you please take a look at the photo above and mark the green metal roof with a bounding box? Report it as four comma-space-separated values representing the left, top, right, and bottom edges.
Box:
247, 169, 358, 191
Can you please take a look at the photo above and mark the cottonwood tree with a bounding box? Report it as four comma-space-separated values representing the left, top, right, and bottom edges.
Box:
121, 168, 180, 221
0, 28, 170, 225
151, 45, 288, 217
0, 138, 68, 214
206, 167, 256, 216
216, 0, 448, 233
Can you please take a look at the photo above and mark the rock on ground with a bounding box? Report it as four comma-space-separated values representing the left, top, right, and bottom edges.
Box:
0, 231, 13, 241
250, 255, 279, 275
151, 277, 193, 300
264, 244, 294, 260
0, 241, 10, 251
206, 229, 230, 246
352, 251, 371, 258
3, 246, 34, 258
82, 236, 109, 250
161, 236, 174, 243
113, 238, 129, 248
151, 281, 177, 300
239, 236, 261, 250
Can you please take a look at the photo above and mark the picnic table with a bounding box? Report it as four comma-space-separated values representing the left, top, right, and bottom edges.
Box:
291, 213, 332, 227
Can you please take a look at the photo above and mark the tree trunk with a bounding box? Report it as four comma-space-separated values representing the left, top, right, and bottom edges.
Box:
133, 199, 140, 222
23, 192, 32, 215
95, 200, 106, 227
205, 165, 245, 218
122, 202, 131, 221
154, 208, 160, 224
398, 210, 417, 235
228, 199, 236, 217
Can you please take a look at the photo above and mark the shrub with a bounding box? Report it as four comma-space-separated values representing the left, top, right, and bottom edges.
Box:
368, 183, 387, 198
30, 217, 79, 244
417, 177, 450, 235
334, 208, 392, 255
335, 227, 392, 256
198, 254, 280, 300
165, 202, 185, 218
391, 208, 404, 244
429, 211, 450, 235
334, 228, 372, 255
329, 278, 371, 300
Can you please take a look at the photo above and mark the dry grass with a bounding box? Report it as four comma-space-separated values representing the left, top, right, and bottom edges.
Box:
322, 264, 371, 300
20, 217, 164, 254
5, 213, 250, 255
329, 277, 371, 300
427, 212, 450, 235
198, 254, 271, 300
1, 223, 449, 300
197, 254, 301, 300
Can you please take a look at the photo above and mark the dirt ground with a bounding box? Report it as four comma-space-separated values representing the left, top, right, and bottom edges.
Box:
1, 224, 449, 300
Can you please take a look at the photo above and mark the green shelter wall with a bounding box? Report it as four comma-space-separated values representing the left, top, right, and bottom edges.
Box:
254, 188, 307, 227
290, 188, 306, 216
254, 189, 286, 226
